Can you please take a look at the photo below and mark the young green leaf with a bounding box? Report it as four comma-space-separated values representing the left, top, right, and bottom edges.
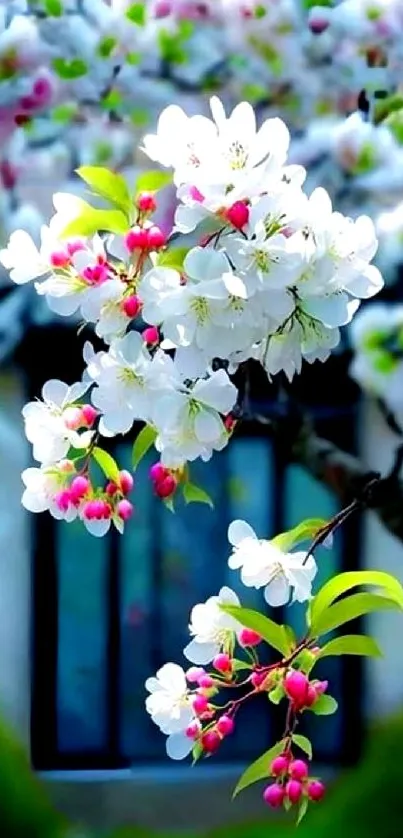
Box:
310, 570, 403, 629
126, 2, 146, 25
292, 734, 312, 760
182, 482, 214, 508
233, 741, 285, 797
219, 605, 291, 656
60, 203, 129, 238
52, 58, 88, 79
135, 170, 173, 195
232, 660, 253, 672
92, 447, 120, 483
76, 166, 131, 216
268, 684, 285, 705
311, 592, 402, 637
297, 796, 309, 825
294, 648, 317, 675
44, 0, 63, 16
271, 518, 327, 552
318, 634, 382, 659
310, 694, 338, 716
132, 425, 157, 470
157, 247, 190, 271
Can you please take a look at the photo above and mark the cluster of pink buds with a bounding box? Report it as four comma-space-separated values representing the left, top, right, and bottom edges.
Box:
63, 404, 98, 431
149, 463, 178, 499
183, 666, 236, 755
124, 223, 166, 253
284, 670, 328, 711
55, 469, 134, 523
49, 240, 86, 269
263, 751, 325, 809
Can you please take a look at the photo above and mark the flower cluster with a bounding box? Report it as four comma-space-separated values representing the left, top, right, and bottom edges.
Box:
0, 96, 385, 532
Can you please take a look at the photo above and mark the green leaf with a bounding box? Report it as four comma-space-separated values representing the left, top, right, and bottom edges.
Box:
126, 2, 146, 25
292, 734, 312, 760
101, 90, 123, 111
310, 570, 403, 631
132, 425, 157, 470
97, 36, 117, 58
157, 247, 190, 272
135, 170, 173, 195
51, 103, 78, 124
268, 684, 285, 705
297, 796, 309, 825
233, 741, 284, 797
232, 659, 253, 672
76, 166, 131, 216
182, 482, 213, 508
312, 593, 401, 637
219, 605, 291, 656
310, 694, 338, 716
271, 518, 327, 553
92, 447, 120, 483
44, 0, 63, 16
294, 648, 317, 675
60, 202, 129, 238
164, 497, 175, 514
52, 57, 87, 79
318, 634, 382, 659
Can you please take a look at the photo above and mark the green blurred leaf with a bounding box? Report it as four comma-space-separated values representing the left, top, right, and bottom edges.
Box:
92, 447, 120, 482
76, 166, 131, 216
61, 201, 129, 238
132, 425, 157, 470
220, 605, 291, 656
52, 57, 87, 79
312, 593, 401, 637
135, 170, 173, 195
51, 103, 78, 124
44, 0, 63, 16
97, 35, 117, 58
310, 570, 403, 631
271, 518, 327, 552
233, 740, 285, 797
182, 482, 214, 508
157, 247, 190, 271
318, 634, 382, 659
310, 694, 338, 716
297, 796, 309, 825
126, 2, 146, 25
292, 733, 313, 760
268, 684, 285, 705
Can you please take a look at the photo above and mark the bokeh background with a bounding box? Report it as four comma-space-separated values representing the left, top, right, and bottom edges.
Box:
1, 1, 403, 836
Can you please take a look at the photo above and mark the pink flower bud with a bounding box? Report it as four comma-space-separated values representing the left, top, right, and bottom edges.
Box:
289, 759, 308, 781
146, 225, 166, 250
201, 730, 221, 753
70, 476, 90, 502
263, 783, 285, 808
192, 694, 209, 715
117, 499, 134, 521
125, 226, 149, 252
83, 500, 96, 520
198, 675, 215, 688
305, 685, 318, 707
239, 628, 262, 647
225, 201, 249, 230
137, 191, 157, 213
284, 670, 309, 707
307, 780, 325, 801
155, 474, 177, 499
54, 490, 72, 512
285, 779, 303, 804
224, 415, 237, 433
314, 680, 328, 696
63, 406, 83, 430
101, 500, 112, 519
217, 715, 234, 736
213, 653, 232, 673
105, 482, 118, 496
149, 463, 167, 483
142, 326, 159, 345
251, 671, 267, 688
270, 755, 289, 777
186, 666, 205, 683
50, 250, 70, 268
185, 720, 201, 739
122, 295, 142, 318
309, 14, 329, 34
154, 0, 172, 18
67, 240, 85, 257
80, 404, 98, 427
119, 470, 134, 495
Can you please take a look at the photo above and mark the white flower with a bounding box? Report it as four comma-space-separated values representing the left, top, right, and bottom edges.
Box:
22, 379, 91, 466
145, 663, 195, 760
0, 229, 46, 284
228, 520, 317, 606
184, 586, 241, 665
21, 466, 77, 522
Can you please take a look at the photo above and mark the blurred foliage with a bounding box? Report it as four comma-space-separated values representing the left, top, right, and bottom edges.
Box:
1, 711, 403, 838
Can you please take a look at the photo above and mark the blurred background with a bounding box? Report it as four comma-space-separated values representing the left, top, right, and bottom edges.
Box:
1, 1, 403, 836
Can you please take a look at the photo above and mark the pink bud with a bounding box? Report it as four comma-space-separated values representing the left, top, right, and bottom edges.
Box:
285, 779, 303, 804
142, 326, 159, 345
146, 225, 166, 250
239, 628, 262, 647
122, 295, 142, 318
213, 653, 232, 674
155, 474, 177, 499
201, 730, 221, 753
305, 685, 318, 707
314, 680, 328, 696
70, 476, 90, 501
117, 499, 134, 521
80, 404, 98, 427
67, 240, 85, 257
32, 76, 53, 105
101, 500, 112, 519
284, 670, 309, 707
83, 500, 96, 520
289, 759, 308, 781
225, 201, 249, 230
63, 406, 83, 430
54, 490, 72, 512
149, 463, 167, 483
189, 185, 204, 202
198, 675, 215, 688
125, 226, 149, 252
192, 694, 209, 715
137, 191, 157, 213
263, 783, 285, 808
251, 671, 267, 688
186, 666, 205, 683
0, 161, 17, 190
154, 0, 172, 18
50, 250, 70, 268
119, 470, 134, 494
307, 780, 325, 802
217, 715, 234, 736
309, 15, 329, 34
270, 755, 289, 777
185, 720, 201, 739
93, 499, 106, 520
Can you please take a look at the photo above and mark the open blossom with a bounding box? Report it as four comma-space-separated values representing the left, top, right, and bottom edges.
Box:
349, 303, 403, 422
22, 379, 92, 466
145, 663, 195, 760
227, 520, 318, 606
22, 465, 78, 522
184, 586, 241, 665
